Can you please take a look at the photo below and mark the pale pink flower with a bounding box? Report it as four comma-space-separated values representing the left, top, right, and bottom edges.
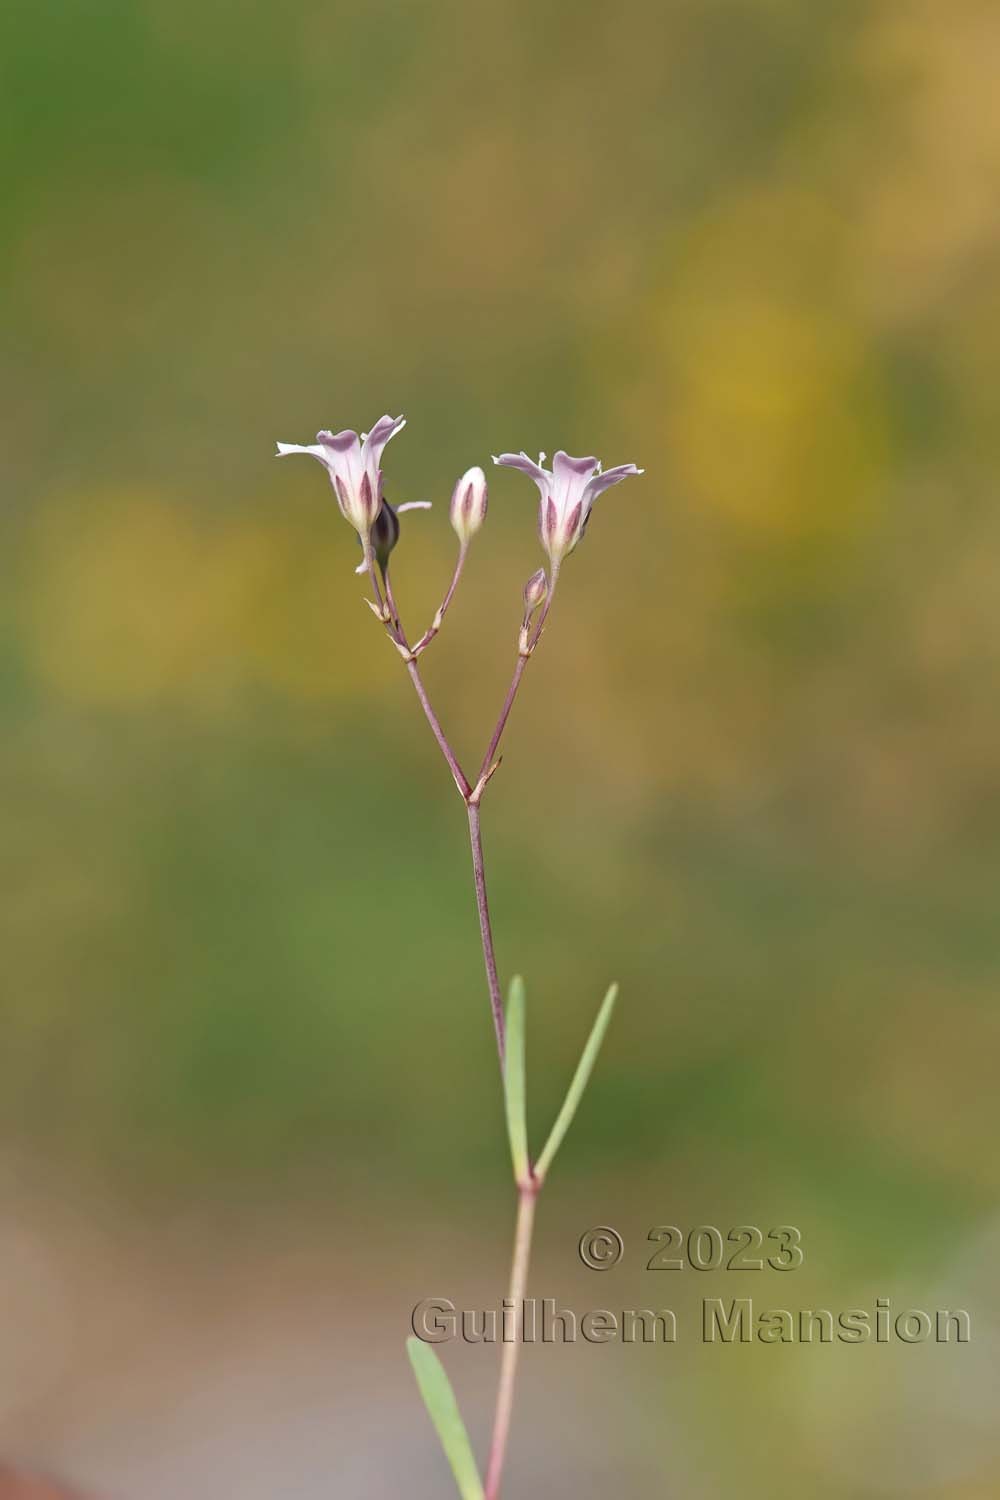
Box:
492, 449, 643, 566
277, 414, 406, 542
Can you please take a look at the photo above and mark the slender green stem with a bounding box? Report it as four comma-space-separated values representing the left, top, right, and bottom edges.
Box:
484, 1182, 538, 1500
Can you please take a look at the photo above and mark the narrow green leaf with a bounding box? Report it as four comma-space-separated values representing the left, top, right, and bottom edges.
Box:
503, 974, 530, 1183
534, 982, 618, 1181
406, 1337, 485, 1500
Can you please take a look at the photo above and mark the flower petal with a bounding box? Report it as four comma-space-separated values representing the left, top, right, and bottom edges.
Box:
584, 462, 644, 501
276, 442, 331, 462
361, 414, 406, 470
314, 428, 361, 493
316, 428, 359, 453
396, 500, 432, 513
550, 450, 599, 509
552, 451, 599, 479
493, 451, 551, 485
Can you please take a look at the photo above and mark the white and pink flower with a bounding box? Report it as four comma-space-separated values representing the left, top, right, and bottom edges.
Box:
492, 449, 643, 566
277, 414, 407, 543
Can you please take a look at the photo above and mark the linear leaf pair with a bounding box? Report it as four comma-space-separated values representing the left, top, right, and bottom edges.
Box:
504, 976, 619, 1185
407, 976, 618, 1498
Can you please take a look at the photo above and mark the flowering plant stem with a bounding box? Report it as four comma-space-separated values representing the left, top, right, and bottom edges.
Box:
370, 551, 613, 1499
484, 1182, 537, 1496
466, 802, 506, 1062
278, 418, 639, 1495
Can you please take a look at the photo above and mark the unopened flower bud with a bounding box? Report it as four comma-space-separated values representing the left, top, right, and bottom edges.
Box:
522, 568, 548, 615
356, 497, 432, 576
371, 499, 400, 569
449, 466, 488, 545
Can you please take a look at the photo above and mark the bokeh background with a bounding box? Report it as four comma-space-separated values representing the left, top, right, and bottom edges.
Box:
3, 0, 1000, 1495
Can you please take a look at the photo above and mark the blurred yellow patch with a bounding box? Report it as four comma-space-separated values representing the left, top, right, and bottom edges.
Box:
23, 489, 394, 708
858, 0, 1000, 319
660, 188, 889, 543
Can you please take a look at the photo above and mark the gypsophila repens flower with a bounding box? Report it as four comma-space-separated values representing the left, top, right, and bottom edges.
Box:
493, 449, 643, 567
277, 413, 406, 546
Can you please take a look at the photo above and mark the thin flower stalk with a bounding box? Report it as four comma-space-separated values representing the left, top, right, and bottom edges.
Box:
477, 563, 559, 787
466, 800, 506, 1060
412, 542, 469, 656
377, 558, 472, 800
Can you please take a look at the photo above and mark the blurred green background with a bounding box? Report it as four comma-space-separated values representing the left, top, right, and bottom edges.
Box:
2, 0, 1000, 1495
